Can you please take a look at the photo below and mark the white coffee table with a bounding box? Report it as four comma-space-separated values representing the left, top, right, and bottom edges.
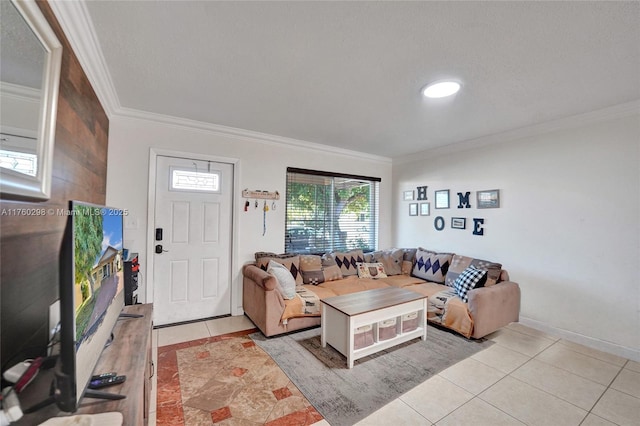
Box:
320, 287, 427, 368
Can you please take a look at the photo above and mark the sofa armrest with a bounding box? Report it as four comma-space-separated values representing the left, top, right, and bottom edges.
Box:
242, 264, 287, 336
467, 281, 521, 339
243, 264, 278, 291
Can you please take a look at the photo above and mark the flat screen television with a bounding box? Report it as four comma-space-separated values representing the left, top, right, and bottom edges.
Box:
55, 200, 126, 412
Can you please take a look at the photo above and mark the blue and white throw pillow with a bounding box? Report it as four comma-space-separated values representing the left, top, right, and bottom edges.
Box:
412, 248, 452, 284
331, 250, 365, 276
453, 265, 488, 303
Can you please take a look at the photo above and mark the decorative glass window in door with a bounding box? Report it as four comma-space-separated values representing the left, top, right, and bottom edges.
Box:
0, 149, 38, 176
170, 167, 221, 193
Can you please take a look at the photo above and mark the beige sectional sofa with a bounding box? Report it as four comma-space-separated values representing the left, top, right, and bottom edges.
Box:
242, 248, 520, 339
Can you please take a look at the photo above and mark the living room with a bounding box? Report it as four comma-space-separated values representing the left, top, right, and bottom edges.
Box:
99, 0, 638, 362
1, 1, 638, 425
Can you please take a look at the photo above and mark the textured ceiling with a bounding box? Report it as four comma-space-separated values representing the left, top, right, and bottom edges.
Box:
82, 1, 640, 158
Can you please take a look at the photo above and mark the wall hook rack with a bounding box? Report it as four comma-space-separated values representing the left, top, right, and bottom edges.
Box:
242, 189, 280, 200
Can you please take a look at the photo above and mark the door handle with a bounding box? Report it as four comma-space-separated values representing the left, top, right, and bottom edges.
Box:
155, 244, 168, 254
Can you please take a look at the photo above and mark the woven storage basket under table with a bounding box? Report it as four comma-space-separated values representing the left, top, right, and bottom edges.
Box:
378, 317, 398, 341
353, 324, 375, 349
401, 311, 419, 333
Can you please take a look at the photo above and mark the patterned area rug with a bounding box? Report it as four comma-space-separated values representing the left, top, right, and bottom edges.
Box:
156, 329, 323, 425
251, 325, 494, 426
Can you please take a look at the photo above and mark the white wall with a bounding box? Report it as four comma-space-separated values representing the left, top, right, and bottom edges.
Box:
393, 113, 640, 360
0, 86, 39, 134
105, 115, 393, 315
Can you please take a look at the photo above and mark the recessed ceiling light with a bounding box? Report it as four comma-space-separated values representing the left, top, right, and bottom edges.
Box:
422, 80, 461, 98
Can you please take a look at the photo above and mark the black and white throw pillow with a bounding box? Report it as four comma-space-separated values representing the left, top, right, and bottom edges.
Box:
453, 265, 488, 303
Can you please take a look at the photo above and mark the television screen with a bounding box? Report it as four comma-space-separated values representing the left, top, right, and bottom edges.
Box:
56, 200, 125, 412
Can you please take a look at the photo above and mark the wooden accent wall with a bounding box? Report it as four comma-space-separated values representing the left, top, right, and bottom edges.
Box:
0, 0, 109, 366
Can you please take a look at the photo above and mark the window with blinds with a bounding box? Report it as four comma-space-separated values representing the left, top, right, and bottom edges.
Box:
285, 167, 380, 254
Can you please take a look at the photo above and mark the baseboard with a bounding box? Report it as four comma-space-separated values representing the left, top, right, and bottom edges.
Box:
519, 316, 640, 362
153, 314, 231, 329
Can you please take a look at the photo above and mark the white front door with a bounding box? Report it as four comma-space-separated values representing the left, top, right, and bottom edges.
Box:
153, 155, 233, 325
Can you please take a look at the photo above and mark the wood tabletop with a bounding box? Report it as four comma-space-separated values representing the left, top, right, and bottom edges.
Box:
15, 304, 153, 425
321, 287, 426, 316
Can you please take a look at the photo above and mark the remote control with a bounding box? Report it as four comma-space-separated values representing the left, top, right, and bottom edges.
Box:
91, 372, 117, 381
88, 375, 126, 389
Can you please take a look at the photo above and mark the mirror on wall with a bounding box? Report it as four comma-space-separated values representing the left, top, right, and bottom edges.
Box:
0, 0, 62, 200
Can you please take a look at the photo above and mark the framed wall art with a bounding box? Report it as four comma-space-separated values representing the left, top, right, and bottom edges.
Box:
403, 190, 415, 201
435, 189, 450, 209
477, 189, 500, 209
409, 203, 418, 216
420, 202, 430, 216
451, 217, 466, 229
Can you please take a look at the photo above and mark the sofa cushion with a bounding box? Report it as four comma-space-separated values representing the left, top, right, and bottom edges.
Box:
302, 284, 338, 300
299, 254, 322, 270
299, 255, 343, 285
377, 274, 427, 288
400, 248, 418, 275
317, 275, 389, 296
267, 260, 296, 299
356, 262, 388, 279
406, 283, 474, 338
453, 266, 487, 302
255, 252, 303, 285
330, 249, 365, 276
411, 248, 452, 284
281, 285, 323, 324
401, 248, 417, 262
370, 249, 404, 275
445, 255, 502, 287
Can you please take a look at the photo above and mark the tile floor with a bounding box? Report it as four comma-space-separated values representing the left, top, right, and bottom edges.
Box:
151, 317, 640, 426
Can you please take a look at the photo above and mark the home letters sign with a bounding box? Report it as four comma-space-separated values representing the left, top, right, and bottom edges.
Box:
412, 186, 497, 235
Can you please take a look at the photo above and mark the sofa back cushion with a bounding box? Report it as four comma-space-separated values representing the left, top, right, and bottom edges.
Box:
401, 248, 418, 275
411, 248, 452, 284
299, 255, 343, 285
330, 249, 365, 276
255, 252, 303, 285
364, 249, 404, 275
445, 254, 502, 287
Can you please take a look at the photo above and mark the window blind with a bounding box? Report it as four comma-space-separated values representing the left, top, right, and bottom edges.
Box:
285, 168, 380, 254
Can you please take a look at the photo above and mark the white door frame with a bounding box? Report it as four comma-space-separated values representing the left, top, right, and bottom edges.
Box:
146, 148, 243, 317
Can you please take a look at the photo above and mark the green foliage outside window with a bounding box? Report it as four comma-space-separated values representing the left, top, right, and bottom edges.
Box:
286, 173, 377, 253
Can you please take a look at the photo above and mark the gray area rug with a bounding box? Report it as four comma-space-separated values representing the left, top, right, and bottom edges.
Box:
251, 325, 493, 426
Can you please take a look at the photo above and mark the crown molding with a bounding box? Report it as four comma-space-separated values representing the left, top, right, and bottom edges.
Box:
48, 0, 120, 116
0, 82, 40, 102
114, 107, 392, 163
394, 100, 640, 165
